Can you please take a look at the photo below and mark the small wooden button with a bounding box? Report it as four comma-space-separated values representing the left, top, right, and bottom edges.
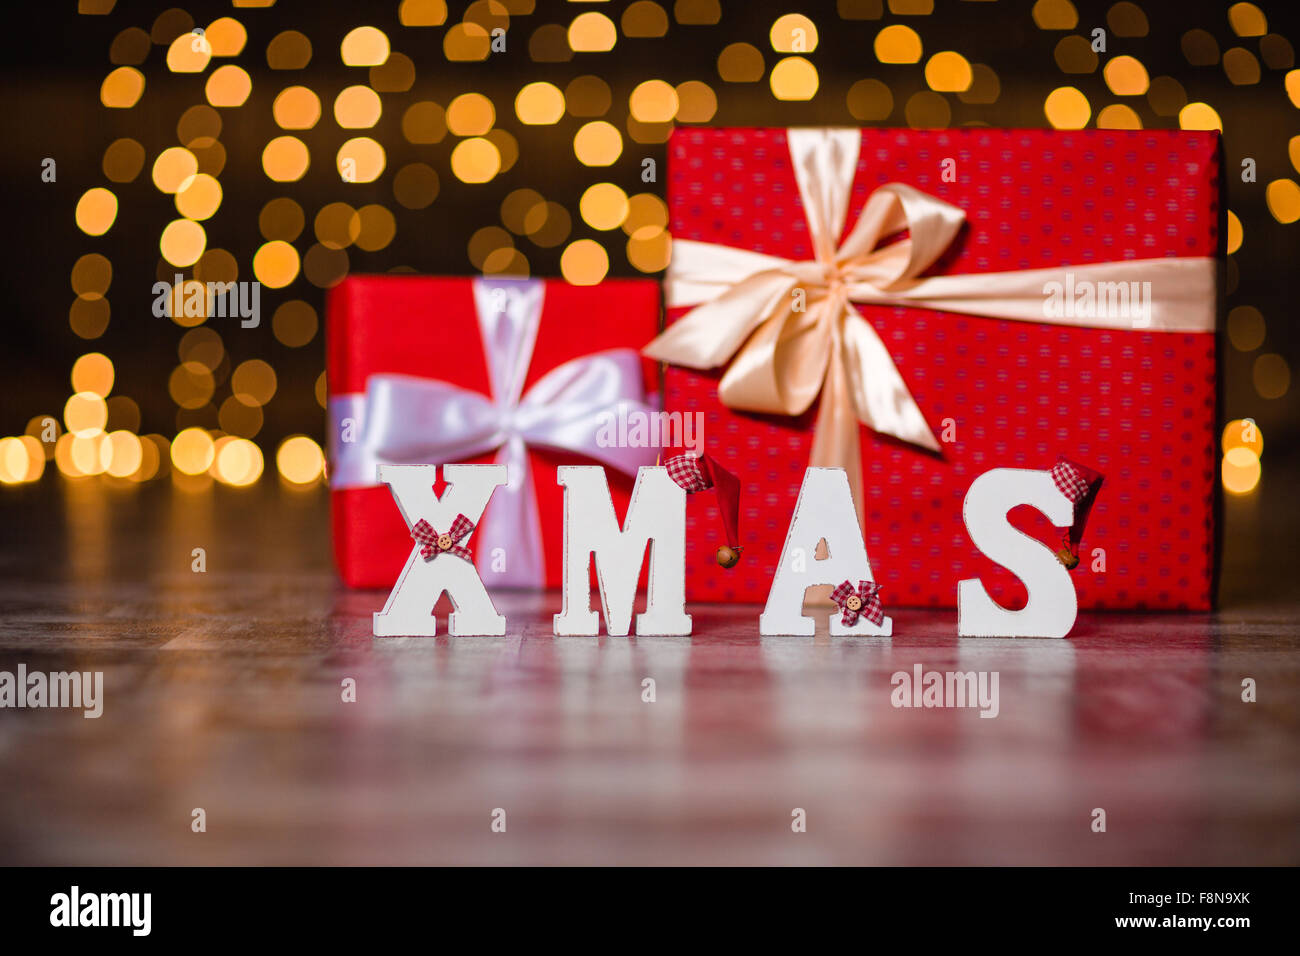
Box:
845, 594, 863, 612
437, 533, 453, 551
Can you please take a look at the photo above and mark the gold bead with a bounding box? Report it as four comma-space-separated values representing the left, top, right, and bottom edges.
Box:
1055, 547, 1079, 570
715, 545, 741, 568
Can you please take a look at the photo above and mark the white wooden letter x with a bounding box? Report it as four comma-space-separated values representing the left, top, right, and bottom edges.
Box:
373, 463, 508, 637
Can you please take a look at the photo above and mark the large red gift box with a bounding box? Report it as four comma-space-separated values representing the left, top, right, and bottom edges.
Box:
327, 275, 660, 589
658, 128, 1220, 610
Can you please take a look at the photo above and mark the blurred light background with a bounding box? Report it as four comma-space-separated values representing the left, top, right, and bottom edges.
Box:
0, 0, 1294, 508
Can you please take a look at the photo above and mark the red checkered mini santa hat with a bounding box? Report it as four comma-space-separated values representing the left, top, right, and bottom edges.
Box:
664, 452, 742, 567
1050, 456, 1105, 570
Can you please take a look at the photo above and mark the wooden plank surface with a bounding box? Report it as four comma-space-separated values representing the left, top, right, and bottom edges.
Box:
0, 478, 1295, 865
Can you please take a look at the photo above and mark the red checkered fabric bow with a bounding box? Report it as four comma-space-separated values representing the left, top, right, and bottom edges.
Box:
410, 514, 475, 562
830, 579, 884, 627
664, 453, 713, 493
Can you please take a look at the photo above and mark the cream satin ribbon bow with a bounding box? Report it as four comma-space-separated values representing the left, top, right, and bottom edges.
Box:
643, 127, 1215, 518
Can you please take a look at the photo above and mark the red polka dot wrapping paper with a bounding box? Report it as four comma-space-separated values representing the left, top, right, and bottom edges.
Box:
665, 128, 1219, 610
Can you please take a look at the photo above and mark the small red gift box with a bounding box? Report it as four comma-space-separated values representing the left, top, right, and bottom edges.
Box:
327, 275, 660, 589
650, 128, 1219, 610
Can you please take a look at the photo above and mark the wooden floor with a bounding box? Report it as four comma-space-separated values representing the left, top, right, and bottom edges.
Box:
0, 475, 1296, 865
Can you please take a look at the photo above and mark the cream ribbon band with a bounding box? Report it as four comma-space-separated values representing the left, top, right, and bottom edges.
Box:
644, 127, 1216, 517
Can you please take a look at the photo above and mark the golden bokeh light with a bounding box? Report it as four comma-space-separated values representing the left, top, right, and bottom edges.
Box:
1221, 419, 1264, 456
1054, 35, 1098, 73
1253, 353, 1290, 399
393, 162, 440, 209
675, 80, 717, 122
169, 361, 216, 409
1226, 210, 1243, 254
516, 82, 565, 124
446, 23, 492, 61
253, 240, 301, 288
450, 137, 502, 183
1031, 0, 1078, 30
627, 229, 672, 273
341, 26, 390, 66
925, 51, 973, 92
214, 437, 264, 486
277, 435, 325, 485
165, 33, 211, 73
573, 121, 623, 166
218, 395, 263, 438
64, 392, 108, 437
875, 25, 922, 64
337, 137, 386, 182
315, 201, 359, 249
1044, 86, 1091, 128
769, 57, 819, 100
260, 198, 305, 241
267, 29, 313, 69
262, 135, 310, 181
847, 78, 894, 120
101, 67, 145, 108
152, 147, 199, 193
1227, 305, 1266, 351
1103, 55, 1149, 95
1222, 47, 1261, 85
70, 297, 110, 340
71, 353, 114, 397
175, 173, 223, 220
628, 79, 677, 122
1228, 2, 1267, 37
566, 75, 611, 116
400, 0, 447, 26
1265, 178, 1300, 223
69, 433, 111, 477
103, 138, 146, 182
272, 300, 319, 347
623, 1, 668, 37
905, 91, 951, 129
75, 188, 118, 236
1097, 104, 1142, 129
71, 253, 112, 298
1179, 102, 1223, 131
770, 13, 818, 53
447, 93, 496, 136
1221, 446, 1260, 495
106, 395, 141, 434
232, 359, 278, 406
104, 431, 143, 479
334, 85, 382, 128
560, 239, 609, 286
206, 17, 247, 56
569, 12, 617, 52
273, 86, 321, 129
205, 65, 252, 107
171, 427, 216, 476
580, 183, 630, 231
717, 42, 765, 81
353, 205, 397, 251
160, 219, 207, 267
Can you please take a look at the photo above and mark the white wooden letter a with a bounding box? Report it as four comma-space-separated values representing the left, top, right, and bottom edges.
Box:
373, 463, 508, 637
759, 468, 892, 637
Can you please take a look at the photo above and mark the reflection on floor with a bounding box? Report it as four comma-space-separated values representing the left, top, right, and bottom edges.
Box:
0, 478, 1295, 864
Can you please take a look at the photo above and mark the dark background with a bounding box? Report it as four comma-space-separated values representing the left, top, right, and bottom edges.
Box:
0, 0, 1294, 479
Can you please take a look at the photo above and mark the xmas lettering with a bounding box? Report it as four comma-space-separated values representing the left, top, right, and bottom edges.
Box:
373, 463, 1085, 639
